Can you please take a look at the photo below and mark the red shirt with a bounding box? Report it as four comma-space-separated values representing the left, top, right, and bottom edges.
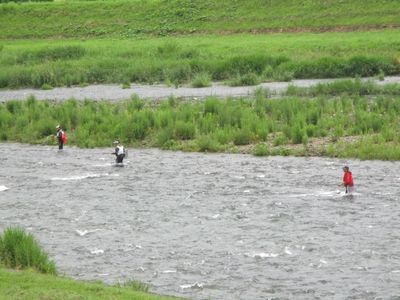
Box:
343, 171, 353, 186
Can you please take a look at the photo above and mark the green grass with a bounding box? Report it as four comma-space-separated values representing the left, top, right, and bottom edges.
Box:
0, 0, 399, 88
1, 84, 400, 159
0, 227, 178, 300
0, 267, 179, 300
285, 79, 400, 97
0, 30, 399, 88
0, 228, 56, 274
0, 0, 399, 39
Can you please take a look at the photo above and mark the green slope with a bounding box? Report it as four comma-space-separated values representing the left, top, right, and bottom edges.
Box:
0, 0, 399, 39
0, 267, 180, 300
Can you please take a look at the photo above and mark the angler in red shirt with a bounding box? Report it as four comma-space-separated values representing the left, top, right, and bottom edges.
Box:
342, 166, 354, 194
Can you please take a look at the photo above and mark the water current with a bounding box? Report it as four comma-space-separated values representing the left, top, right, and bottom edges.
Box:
0, 143, 399, 299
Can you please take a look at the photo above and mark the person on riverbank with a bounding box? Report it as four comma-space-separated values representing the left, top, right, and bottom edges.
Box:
56, 125, 66, 150
342, 166, 354, 194
112, 140, 126, 163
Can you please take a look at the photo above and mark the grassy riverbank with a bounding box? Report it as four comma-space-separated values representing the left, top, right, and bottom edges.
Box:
0, 0, 399, 88
1, 0, 399, 39
0, 227, 178, 300
1, 31, 399, 89
1, 81, 400, 160
0, 268, 179, 300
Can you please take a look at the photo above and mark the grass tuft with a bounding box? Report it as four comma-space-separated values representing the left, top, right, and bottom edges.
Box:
0, 227, 56, 275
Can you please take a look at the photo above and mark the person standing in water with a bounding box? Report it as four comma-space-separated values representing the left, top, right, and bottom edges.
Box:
56, 125, 65, 150
342, 166, 354, 194
113, 140, 126, 163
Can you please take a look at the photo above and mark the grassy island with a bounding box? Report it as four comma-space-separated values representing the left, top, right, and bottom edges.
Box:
0, 227, 178, 300
1, 80, 400, 160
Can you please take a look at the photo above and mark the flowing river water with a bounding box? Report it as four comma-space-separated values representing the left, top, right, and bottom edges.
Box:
0, 143, 399, 299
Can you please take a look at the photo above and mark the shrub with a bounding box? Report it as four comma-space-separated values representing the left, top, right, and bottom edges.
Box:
122, 82, 131, 89
175, 121, 196, 140
203, 97, 221, 114
191, 73, 211, 88
197, 135, 220, 152
274, 134, 288, 146
0, 227, 56, 275
228, 73, 260, 86
41, 83, 53, 90
253, 143, 269, 156
233, 128, 252, 145
127, 95, 145, 111
273, 69, 293, 82
156, 126, 174, 146
120, 280, 149, 292
291, 125, 304, 144
377, 70, 385, 81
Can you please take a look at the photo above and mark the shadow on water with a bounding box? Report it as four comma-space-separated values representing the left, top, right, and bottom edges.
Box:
0, 143, 400, 299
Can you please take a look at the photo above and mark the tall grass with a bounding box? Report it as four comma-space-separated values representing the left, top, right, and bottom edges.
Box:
0, 227, 56, 274
1, 93, 400, 159
0, 30, 399, 88
286, 79, 400, 97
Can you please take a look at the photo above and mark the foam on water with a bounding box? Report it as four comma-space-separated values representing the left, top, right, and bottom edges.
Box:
0, 185, 8, 192
90, 248, 104, 255
180, 282, 204, 290
51, 173, 118, 181
245, 252, 279, 259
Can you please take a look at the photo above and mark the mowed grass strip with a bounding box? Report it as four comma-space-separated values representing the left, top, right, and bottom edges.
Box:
1, 30, 399, 88
0, 0, 399, 39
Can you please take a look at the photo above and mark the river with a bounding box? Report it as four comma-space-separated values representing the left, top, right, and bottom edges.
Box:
0, 143, 399, 299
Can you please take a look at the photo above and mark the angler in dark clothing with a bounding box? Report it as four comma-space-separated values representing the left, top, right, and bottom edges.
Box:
56, 125, 64, 150
113, 140, 126, 163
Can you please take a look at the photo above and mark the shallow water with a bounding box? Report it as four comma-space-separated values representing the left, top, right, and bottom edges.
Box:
1, 143, 400, 299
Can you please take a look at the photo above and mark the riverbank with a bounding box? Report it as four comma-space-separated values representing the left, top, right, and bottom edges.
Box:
2, 0, 399, 39
0, 267, 179, 300
1, 31, 399, 89
1, 80, 400, 160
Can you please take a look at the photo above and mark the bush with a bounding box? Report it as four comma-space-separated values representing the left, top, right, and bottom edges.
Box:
175, 121, 195, 140
233, 128, 252, 145
197, 135, 220, 152
274, 134, 288, 146
121, 82, 131, 89
291, 125, 305, 144
0, 227, 56, 274
127, 95, 145, 111
191, 73, 211, 88
120, 280, 149, 292
253, 143, 269, 156
41, 83, 53, 90
228, 73, 260, 86
156, 126, 174, 146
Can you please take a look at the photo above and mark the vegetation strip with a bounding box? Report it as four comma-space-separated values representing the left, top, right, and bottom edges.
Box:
1, 30, 400, 89
1, 81, 400, 160
0, 0, 399, 39
0, 228, 178, 300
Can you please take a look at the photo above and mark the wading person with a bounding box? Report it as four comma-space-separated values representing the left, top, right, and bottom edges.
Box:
56, 125, 66, 150
113, 140, 126, 164
342, 166, 354, 194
